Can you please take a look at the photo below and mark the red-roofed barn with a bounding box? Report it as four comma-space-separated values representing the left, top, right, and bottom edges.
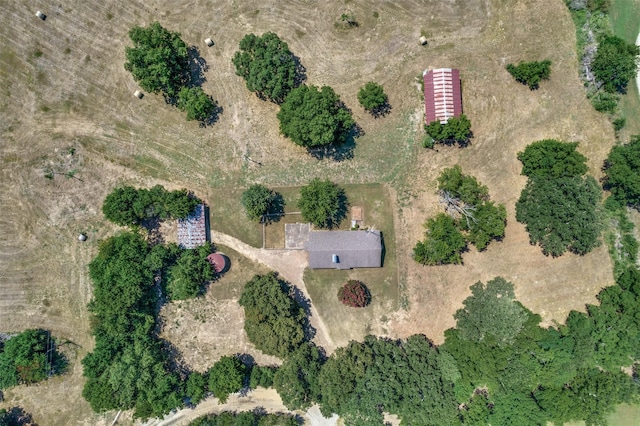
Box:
423, 68, 462, 124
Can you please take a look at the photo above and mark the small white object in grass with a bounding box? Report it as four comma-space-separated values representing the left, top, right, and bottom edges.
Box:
419, 36, 428, 45
36, 11, 46, 20
134, 90, 143, 99
204, 38, 214, 47
78, 234, 87, 242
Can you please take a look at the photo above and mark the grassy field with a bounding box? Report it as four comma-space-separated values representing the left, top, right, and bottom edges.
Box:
610, 0, 640, 138
0, 0, 624, 423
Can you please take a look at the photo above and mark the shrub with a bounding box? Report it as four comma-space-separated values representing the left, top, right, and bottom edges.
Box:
506, 60, 552, 89
338, 280, 371, 308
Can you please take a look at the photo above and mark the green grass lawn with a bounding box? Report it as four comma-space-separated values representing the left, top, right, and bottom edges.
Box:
303, 184, 398, 347
610, 0, 640, 137
208, 187, 263, 248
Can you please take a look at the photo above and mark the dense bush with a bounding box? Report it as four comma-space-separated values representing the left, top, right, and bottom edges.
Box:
207, 356, 246, 404
102, 185, 200, 227
273, 343, 323, 410
357, 81, 388, 114
177, 87, 218, 122
238, 273, 307, 358
190, 411, 298, 426
506, 60, 552, 89
424, 115, 472, 146
413, 214, 467, 265
277, 85, 354, 149
337, 280, 371, 307
232, 32, 300, 104
0, 329, 64, 390
516, 139, 588, 178
603, 136, 640, 209
167, 242, 216, 301
249, 365, 277, 389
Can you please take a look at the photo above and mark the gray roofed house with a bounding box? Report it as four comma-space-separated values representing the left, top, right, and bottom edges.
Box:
306, 230, 382, 269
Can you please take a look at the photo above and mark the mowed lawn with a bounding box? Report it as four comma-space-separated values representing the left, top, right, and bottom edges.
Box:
303, 184, 398, 347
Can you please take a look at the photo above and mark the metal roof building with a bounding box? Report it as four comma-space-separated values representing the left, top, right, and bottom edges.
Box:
177, 203, 208, 249
423, 68, 462, 124
306, 230, 382, 269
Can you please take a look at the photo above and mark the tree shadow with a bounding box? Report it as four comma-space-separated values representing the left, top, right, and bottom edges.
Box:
292, 54, 307, 88
262, 192, 286, 224
1, 407, 37, 426
200, 103, 224, 127
288, 284, 317, 343
141, 216, 164, 245
160, 338, 190, 379
307, 124, 362, 162
370, 100, 392, 118
187, 46, 208, 87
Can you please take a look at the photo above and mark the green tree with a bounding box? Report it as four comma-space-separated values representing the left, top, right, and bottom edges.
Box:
186, 371, 208, 405
298, 179, 348, 229
603, 136, 640, 209
273, 343, 324, 410
207, 356, 246, 404
0, 329, 64, 390
517, 139, 588, 178
413, 213, 466, 265
454, 277, 528, 347
249, 365, 277, 389
167, 243, 216, 300
232, 32, 300, 104
425, 114, 472, 146
437, 165, 489, 206
506, 60, 552, 89
241, 184, 282, 222
177, 87, 218, 122
277, 85, 354, 149
357, 81, 387, 114
238, 273, 306, 358
515, 176, 602, 256
464, 201, 507, 251
124, 22, 190, 98
592, 35, 639, 93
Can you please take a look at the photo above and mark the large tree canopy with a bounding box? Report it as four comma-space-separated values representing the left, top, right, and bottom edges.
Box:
207, 356, 246, 404
516, 176, 602, 256
232, 32, 300, 104
413, 213, 467, 265
241, 184, 283, 222
454, 277, 528, 347
166, 243, 216, 301
177, 87, 218, 122
506, 60, 552, 89
238, 273, 307, 358
425, 114, 472, 146
277, 85, 354, 149
517, 139, 588, 179
273, 343, 324, 410
592, 35, 639, 94
124, 22, 190, 98
603, 135, 640, 209
298, 179, 348, 229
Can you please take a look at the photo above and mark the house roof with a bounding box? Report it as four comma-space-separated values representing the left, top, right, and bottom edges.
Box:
177, 203, 207, 249
306, 230, 382, 269
423, 68, 462, 124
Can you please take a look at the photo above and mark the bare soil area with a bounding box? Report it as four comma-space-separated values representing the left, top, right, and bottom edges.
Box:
0, 0, 617, 423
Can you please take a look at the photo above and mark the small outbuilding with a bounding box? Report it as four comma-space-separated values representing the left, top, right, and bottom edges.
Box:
35, 11, 46, 20
423, 68, 463, 124
206, 253, 227, 273
204, 38, 214, 47
177, 204, 208, 249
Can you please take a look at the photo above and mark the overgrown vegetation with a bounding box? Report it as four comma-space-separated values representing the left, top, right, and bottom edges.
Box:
190, 411, 298, 426
298, 179, 348, 229
277, 85, 354, 149
177, 87, 219, 122
207, 355, 247, 404
413, 213, 467, 265
232, 32, 301, 104
424, 115, 472, 147
238, 272, 307, 358
102, 184, 199, 227
516, 139, 603, 256
0, 329, 65, 390
506, 60, 552, 89
564, 0, 637, 130
357, 81, 389, 116
167, 242, 216, 300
